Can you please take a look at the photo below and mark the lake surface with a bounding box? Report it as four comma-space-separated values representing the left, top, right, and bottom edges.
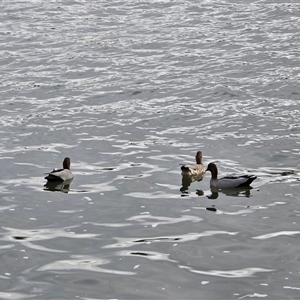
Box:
0, 0, 300, 299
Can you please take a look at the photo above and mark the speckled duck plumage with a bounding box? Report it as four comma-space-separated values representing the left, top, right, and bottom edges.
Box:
181, 151, 206, 176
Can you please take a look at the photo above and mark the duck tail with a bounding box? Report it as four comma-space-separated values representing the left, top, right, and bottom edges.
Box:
242, 175, 257, 187
181, 165, 191, 174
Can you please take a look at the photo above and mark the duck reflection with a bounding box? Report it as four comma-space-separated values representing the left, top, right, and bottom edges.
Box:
180, 174, 204, 194
211, 186, 252, 199
206, 207, 217, 212
203, 186, 253, 200
195, 186, 254, 212
43, 178, 73, 193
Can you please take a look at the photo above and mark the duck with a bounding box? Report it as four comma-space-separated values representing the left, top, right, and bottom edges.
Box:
181, 151, 206, 176
44, 157, 74, 182
44, 180, 72, 193
205, 162, 257, 189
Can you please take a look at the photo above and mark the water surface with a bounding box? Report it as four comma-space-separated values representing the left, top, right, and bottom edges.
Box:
0, 0, 300, 299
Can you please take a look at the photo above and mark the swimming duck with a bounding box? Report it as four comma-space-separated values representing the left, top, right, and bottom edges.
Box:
206, 162, 257, 189
44, 180, 72, 193
44, 157, 74, 182
181, 151, 206, 176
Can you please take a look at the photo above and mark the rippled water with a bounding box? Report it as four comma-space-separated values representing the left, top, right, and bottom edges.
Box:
0, 0, 300, 299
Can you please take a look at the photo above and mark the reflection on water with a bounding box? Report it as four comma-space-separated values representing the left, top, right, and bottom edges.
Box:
117, 250, 177, 263
194, 187, 256, 213
43, 179, 73, 193
180, 174, 204, 194
0, 292, 35, 300
253, 231, 300, 240
36, 255, 135, 275
103, 231, 237, 249
178, 265, 275, 279
206, 186, 254, 200
194, 187, 254, 201
206, 207, 217, 212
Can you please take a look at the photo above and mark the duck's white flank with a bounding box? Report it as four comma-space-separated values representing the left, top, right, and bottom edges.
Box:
206, 162, 257, 189
45, 157, 74, 182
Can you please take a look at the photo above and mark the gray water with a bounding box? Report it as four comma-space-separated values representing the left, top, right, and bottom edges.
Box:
0, 0, 300, 299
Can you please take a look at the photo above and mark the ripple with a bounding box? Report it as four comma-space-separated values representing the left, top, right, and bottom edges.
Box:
126, 214, 203, 227
0, 292, 35, 300
194, 200, 286, 215
1, 227, 100, 252
178, 265, 275, 279
204, 186, 256, 200
255, 167, 300, 185
253, 231, 300, 240
0, 204, 18, 211
84, 221, 131, 228
116, 250, 177, 263
283, 286, 300, 291
36, 255, 135, 275
238, 293, 268, 299
125, 191, 180, 199
103, 231, 237, 249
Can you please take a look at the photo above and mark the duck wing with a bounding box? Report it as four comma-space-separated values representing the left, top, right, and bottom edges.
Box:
45, 169, 73, 182
181, 164, 205, 175
44, 172, 64, 182
216, 175, 257, 188
45, 168, 64, 181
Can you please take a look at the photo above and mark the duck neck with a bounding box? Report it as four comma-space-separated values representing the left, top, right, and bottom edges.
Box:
63, 158, 71, 170
195, 153, 202, 164
210, 166, 218, 180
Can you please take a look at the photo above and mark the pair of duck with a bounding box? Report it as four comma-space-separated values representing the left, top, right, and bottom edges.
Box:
45, 152, 257, 189
181, 151, 257, 188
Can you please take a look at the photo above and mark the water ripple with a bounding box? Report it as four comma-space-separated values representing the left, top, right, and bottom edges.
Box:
253, 231, 300, 240
126, 214, 202, 227
116, 250, 177, 263
1, 227, 100, 252
178, 265, 275, 278
0, 292, 35, 300
36, 255, 135, 276
0, 0, 300, 298
103, 231, 237, 249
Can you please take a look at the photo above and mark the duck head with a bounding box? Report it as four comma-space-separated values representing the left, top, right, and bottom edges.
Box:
206, 162, 218, 179
63, 157, 71, 170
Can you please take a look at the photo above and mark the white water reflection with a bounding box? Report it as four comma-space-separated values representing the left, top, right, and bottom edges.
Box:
0, 292, 35, 300
124, 191, 180, 199
117, 250, 177, 263
253, 231, 300, 240
238, 293, 268, 299
126, 214, 203, 227
178, 265, 275, 278
1, 227, 100, 252
103, 231, 238, 249
37, 255, 135, 275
